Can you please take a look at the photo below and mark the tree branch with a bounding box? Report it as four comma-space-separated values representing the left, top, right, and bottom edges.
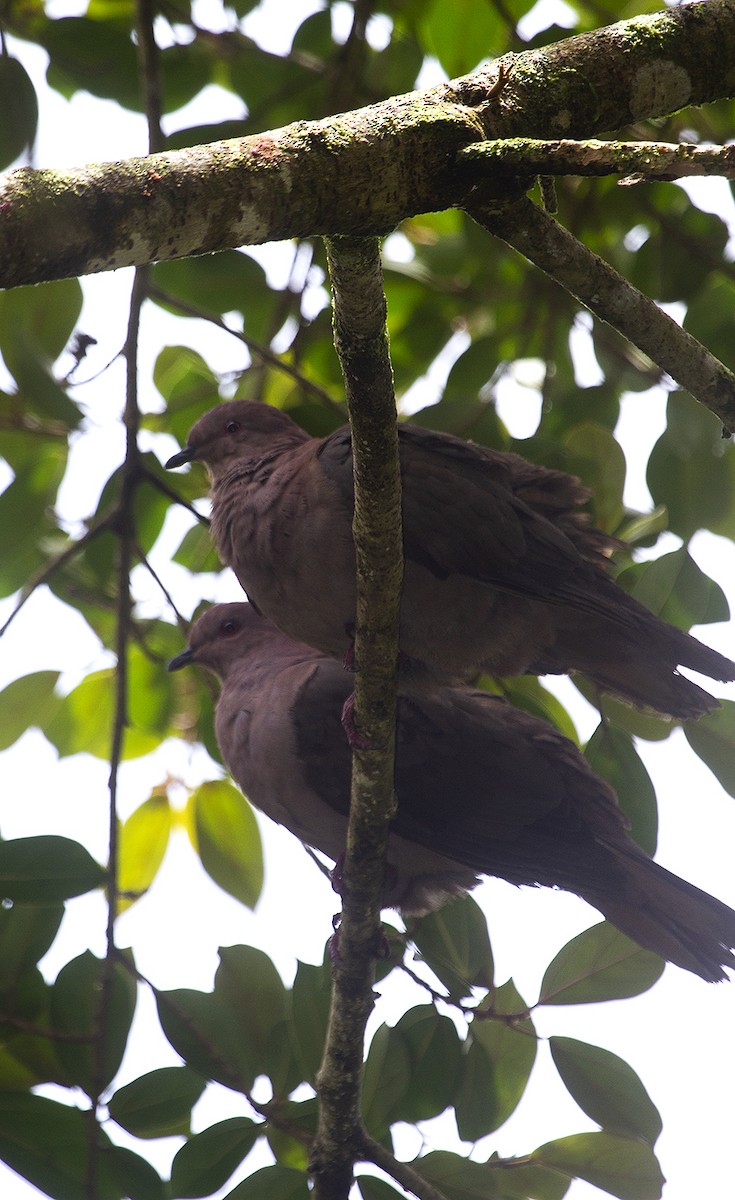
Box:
460, 137, 735, 181
310, 237, 402, 1200
361, 1137, 451, 1200
3, 1, 735, 286
468, 194, 735, 428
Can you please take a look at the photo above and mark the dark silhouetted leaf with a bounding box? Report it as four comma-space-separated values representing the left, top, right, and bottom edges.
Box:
51, 951, 136, 1092
0, 837, 104, 902
585, 724, 658, 855
108, 1066, 206, 1138
411, 895, 494, 999
170, 1116, 259, 1198
0, 57, 38, 167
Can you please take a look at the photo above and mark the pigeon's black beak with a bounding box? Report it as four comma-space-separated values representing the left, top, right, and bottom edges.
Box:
167, 647, 195, 672
165, 445, 196, 470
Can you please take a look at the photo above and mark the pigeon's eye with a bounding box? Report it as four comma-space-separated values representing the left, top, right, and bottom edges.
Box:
220, 620, 239, 636
225, 420, 241, 435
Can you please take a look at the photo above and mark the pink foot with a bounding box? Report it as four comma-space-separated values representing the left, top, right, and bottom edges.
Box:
341, 694, 379, 749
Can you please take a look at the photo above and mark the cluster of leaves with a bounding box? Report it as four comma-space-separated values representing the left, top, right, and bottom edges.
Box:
0, 830, 666, 1200
2, 0, 735, 1197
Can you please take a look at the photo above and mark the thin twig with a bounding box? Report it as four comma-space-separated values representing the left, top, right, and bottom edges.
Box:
134, 542, 190, 629
0, 510, 117, 639
361, 1136, 451, 1200
0, 1014, 95, 1042
147, 283, 344, 415
140, 463, 211, 523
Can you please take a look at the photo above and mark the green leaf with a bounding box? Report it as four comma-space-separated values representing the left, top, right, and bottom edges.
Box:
0, 670, 60, 751
419, 0, 506, 77
170, 1117, 259, 1198
357, 1177, 407, 1200
618, 547, 729, 629
173, 522, 222, 573
361, 1023, 411, 1138
51, 951, 137, 1092
684, 700, 735, 797
105, 1145, 167, 1200
393, 1005, 462, 1123
647, 391, 735, 539
152, 252, 273, 340
160, 41, 211, 113
157, 946, 289, 1095
267, 1125, 310, 1172
0, 836, 104, 902
187, 779, 263, 909
0, 57, 38, 167
150, 345, 219, 443
45, 659, 166, 760
414, 1150, 502, 1199
684, 276, 735, 376
538, 923, 664, 1005
290, 958, 332, 1083
455, 981, 536, 1140
0, 277, 83, 381
156, 987, 247, 1091
226, 1164, 310, 1199
0, 902, 64, 988
0, 435, 69, 597
117, 792, 172, 914
0, 1092, 118, 1200
499, 676, 579, 742
573, 678, 674, 744
490, 1158, 570, 1200
630, 199, 728, 304
534, 1131, 664, 1200
411, 895, 494, 999
43, 16, 140, 107
563, 422, 626, 531
0, 1015, 70, 1091
550, 1036, 662, 1144
585, 723, 658, 855
108, 1066, 206, 1138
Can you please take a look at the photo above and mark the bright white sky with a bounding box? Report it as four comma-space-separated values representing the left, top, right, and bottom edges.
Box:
1, 3, 735, 1199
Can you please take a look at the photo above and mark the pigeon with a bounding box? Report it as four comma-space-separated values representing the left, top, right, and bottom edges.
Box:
168, 602, 735, 980
166, 400, 735, 718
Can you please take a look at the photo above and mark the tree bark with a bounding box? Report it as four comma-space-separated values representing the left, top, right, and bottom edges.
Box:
2, 1, 735, 287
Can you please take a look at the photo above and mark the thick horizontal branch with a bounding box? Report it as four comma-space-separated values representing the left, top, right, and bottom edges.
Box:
3, 0, 735, 286
470, 195, 735, 427
461, 138, 735, 181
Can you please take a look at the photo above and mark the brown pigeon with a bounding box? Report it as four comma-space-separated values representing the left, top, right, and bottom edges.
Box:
166, 400, 735, 717
168, 602, 735, 980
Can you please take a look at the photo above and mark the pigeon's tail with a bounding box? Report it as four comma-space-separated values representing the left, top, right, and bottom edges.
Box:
587, 842, 735, 981
533, 605, 735, 720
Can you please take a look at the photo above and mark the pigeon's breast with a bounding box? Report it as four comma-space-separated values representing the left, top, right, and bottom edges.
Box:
211, 454, 358, 658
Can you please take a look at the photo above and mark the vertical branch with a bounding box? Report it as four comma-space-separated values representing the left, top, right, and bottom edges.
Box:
136, 0, 165, 154
86, 3, 163, 1195
310, 237, 402, 1199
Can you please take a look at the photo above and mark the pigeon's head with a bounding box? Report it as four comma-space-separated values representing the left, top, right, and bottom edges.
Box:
167, 602, 269, 679
165, 400, 306, 479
